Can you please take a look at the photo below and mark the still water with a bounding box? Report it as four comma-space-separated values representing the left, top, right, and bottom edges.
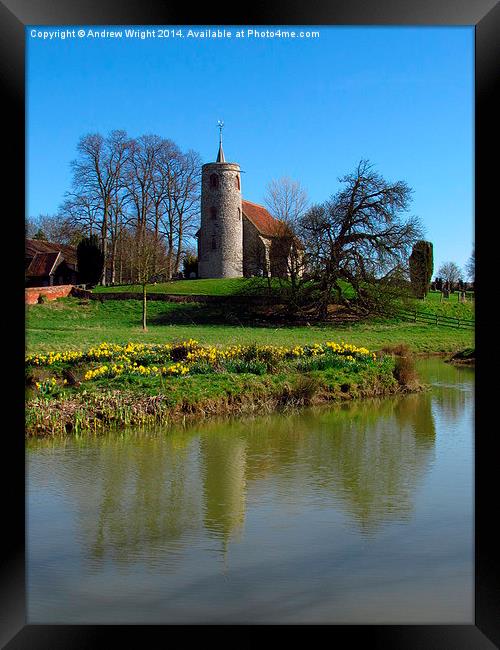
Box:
27, 358, 474, 624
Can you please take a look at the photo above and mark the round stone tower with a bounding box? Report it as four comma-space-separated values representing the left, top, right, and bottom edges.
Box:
198, 127, 243, 278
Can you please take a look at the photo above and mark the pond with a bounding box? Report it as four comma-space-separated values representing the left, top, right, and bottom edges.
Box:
27, 358, 474, 623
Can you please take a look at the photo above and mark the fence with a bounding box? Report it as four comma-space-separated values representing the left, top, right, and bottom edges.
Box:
396, 308, 474, 330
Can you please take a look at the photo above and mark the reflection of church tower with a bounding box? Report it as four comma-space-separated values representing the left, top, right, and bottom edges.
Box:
200, 433, 247, 550
198, 122, 243, 278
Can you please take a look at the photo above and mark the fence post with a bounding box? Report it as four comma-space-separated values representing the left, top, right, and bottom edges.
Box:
414, 309, 417, 322
435, 314, 438, 326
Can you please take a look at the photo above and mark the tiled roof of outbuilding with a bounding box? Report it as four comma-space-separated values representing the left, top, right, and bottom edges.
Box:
26, 252, 62, 277
25, 239, 78, 268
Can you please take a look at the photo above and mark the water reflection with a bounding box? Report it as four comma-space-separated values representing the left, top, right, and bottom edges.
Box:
28, 368, 451, 565
27, 359, 475, 623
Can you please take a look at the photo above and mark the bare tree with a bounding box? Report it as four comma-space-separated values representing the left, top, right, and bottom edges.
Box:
172, 149, 202, 275
465, 248, 475, 283
61, 130, 201, 286
437, 261, 462, 290
264, 176, 309, 224
132, 228, 168, 330
70, 130, 131, 285
261, 177, 309, 305
300, 159, 423, 317
154, 145, 201, 278
148, 138, 179, 277
25, 217, 38, 239
126, 137, 201, 281
59, 192, 101, 239
27, 213, 83, 245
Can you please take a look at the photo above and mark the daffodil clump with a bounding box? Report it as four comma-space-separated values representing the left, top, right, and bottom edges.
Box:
34, 377, 68, 396
26, 350, 85, 366
83, 361, 189, 381
27, 339, 379, 389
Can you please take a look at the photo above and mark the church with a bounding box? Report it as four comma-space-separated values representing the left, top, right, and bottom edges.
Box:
197, 128, 299, 279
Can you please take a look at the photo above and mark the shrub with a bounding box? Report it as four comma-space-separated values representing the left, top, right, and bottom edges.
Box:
77, 235, 104, 285
381, 343, 412, 357
279, 375, 320, 406
393, 355, 418, 386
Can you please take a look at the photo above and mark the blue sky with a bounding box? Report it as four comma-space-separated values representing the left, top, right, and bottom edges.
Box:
26, 25, 474, 275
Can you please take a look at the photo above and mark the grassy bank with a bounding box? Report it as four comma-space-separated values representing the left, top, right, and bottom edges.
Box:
25, 339, 419, 436
26, 297, 474, 355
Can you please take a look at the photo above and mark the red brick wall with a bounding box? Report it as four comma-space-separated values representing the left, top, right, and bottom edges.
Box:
25, 285, 74, 305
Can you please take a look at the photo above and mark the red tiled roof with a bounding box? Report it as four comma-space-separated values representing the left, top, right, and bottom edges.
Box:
26, 252, 62, 277
242, 200, 282, 237
25, 239, 77, 268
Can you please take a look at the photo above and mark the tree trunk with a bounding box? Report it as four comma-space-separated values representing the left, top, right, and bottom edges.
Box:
175, 222, 183, 276
166, 236, 174, 281
110, 236, 117, 285
142, 283, 147, 331
100, 205, 109, 286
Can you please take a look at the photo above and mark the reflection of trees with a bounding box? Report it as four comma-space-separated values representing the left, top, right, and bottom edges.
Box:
421, 359, 474, 425
313, 393, 436, 532
432, 387, 469, 424
54, 434, 204, 569
30, 377, 449, 561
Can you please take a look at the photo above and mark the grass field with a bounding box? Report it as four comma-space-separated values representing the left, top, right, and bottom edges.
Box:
402, 290, 474, 321
94, 281, 474, 319
26, 296, 474, 355
92, 278, 255, 296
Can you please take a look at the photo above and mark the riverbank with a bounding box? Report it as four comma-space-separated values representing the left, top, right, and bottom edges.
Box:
25, 340, 422, 436
447, 347, 475, 365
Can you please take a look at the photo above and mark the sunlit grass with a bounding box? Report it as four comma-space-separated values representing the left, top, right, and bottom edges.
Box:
26, 297, 474, 355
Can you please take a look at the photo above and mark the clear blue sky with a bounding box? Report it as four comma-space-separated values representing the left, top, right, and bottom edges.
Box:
26, 25, 474, 276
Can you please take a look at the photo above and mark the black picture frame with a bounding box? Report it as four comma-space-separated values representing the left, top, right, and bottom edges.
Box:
3, 0, 499, 646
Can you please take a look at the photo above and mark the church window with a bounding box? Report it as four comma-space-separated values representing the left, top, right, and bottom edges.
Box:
237, 208, 241, 220
210, 207, 217, 220
235, 174, 240, 190
210, 173, 219, 189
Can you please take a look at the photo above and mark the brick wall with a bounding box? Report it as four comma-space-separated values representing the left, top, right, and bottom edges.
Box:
25, 285, 269, 306
25, 285, 75, 305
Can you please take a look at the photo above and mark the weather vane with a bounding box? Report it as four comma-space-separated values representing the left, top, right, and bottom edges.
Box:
217, 120, 224, 145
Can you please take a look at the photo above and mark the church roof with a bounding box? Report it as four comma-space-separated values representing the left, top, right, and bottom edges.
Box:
242, 200, 282, 237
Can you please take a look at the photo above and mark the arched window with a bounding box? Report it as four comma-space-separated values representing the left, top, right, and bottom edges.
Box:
211, 237, 217, 251
210, 173, 219, 189
235, 174, 240, 190
237, 208, 241, 221
210, 207, 217, 220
